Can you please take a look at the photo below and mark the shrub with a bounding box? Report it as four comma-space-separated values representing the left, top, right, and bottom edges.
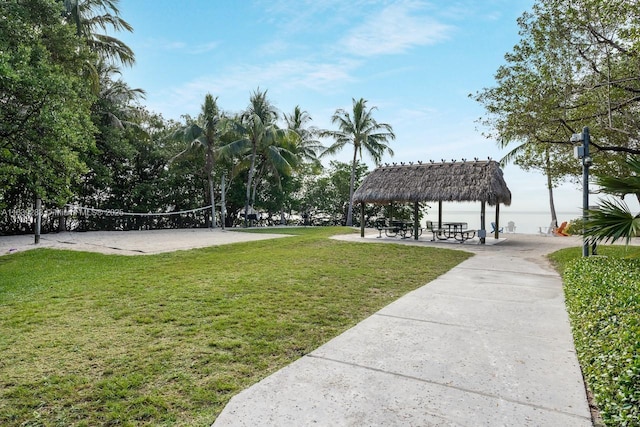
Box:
566, 217, 584, 235
563, 256, 640, 426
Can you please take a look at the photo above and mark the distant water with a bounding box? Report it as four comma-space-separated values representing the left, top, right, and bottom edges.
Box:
423, 209, 583, 235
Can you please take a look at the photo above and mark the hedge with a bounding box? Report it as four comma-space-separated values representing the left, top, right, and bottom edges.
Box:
563, 256, 640, 426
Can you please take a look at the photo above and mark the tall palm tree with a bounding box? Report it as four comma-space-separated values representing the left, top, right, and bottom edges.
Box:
585, 157, 640, 245
221, 89, 291, 226
322, 98, 395, 226
62, 0, 135, 67
171, 94, 224, 227
284, 106, 323, 168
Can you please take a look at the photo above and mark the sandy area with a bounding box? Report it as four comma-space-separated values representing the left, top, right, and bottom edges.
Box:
0, 228, 291, 256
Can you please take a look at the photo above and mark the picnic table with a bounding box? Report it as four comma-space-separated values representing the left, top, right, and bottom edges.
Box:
431, 222, 477, 243
374, 219, 420, 239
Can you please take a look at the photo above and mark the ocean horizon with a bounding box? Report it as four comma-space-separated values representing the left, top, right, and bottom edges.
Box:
424, 209, 583, 235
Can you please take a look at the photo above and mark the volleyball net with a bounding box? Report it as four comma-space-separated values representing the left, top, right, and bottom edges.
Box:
1, 204, 215, 234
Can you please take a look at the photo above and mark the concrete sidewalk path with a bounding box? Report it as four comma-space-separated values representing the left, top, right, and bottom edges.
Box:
214, 234, 592, 426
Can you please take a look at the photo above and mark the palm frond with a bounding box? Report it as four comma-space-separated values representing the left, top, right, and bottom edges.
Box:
584, 197, 640, 245
219, 139, 252, 158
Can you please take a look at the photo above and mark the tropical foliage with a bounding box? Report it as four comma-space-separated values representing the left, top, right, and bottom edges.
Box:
171, 94, 226, 227
473, 0, 640, 222
0, 0, 96, 211
322, 98, 395, 226
550, 246, 640, 427
584, 157, 640, 245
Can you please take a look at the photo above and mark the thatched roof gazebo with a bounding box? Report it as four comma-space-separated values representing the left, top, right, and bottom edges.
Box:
352, 160, 512, 244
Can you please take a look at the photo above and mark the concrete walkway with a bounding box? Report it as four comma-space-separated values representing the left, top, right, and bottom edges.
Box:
214, 233, 593, 426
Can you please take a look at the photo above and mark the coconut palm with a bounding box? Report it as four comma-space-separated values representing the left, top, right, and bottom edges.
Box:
585, 157, 640, 245
221, 89, 293, 226
322, 98, 395, 226
94, 60, 145, 128
62, 0, 134, 67
284, 106, 324, 168
171, 94, 225, 227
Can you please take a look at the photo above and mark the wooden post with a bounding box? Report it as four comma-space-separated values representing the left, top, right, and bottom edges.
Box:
360, 202, 365, 237
413, 201, 419, 240
34, 198, 41, 244
494, 203, 500, 239
480, 201, 486, 244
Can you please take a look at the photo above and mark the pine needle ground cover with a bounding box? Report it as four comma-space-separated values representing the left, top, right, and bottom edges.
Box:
0, 227, 471, 426
549, 246, 640, 427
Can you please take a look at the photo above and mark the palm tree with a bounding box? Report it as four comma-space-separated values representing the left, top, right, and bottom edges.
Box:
221, 89, 292, 226
322, 98, 395, 226
62, 0, 135, 67
284, 106, 324, 168
585, 157, 640, 245
93, 60, 145, 128
171, 94, 224, 227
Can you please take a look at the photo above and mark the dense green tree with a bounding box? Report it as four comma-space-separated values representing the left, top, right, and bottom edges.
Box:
302, 161, 370, 225
474, 0, 640, 208
322, 98, 395, 226
0, 0, 96, 213
77, 61, 146, 209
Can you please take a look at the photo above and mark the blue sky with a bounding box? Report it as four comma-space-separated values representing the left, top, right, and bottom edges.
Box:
116, 0, 595, 217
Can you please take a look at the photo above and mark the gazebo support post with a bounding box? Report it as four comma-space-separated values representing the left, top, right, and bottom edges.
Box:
438, 200, 443, 229
413, 201, 419, 240
494, 203, 500, 239
360, 202, 365, 237
480, 202, 486, 244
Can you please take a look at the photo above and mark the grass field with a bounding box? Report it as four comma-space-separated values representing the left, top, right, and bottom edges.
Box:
0, 227, 472, 426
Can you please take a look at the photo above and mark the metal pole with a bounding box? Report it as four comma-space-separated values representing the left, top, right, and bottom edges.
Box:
582, 127, 590, 257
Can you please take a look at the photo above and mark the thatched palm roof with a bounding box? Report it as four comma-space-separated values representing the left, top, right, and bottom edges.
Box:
353, 160, 511, 206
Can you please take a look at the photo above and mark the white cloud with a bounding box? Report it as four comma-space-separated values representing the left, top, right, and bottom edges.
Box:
341, 1, 452, 56
150, 58, 361, 119
140, 38, 219, 55
188, 41, 220, 55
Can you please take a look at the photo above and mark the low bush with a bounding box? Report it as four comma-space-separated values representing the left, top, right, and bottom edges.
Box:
551, 247, 640, 426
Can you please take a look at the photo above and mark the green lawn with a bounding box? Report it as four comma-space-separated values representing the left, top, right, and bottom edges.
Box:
0, 227, 471, 426
549, 245, 640, 427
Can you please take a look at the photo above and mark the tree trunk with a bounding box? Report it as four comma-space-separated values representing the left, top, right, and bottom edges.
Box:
205, 148, 216, 228
244, 143, 258, 227
346, 147, 358, 226
208, 174, 216, 228
545, 150, 558, 227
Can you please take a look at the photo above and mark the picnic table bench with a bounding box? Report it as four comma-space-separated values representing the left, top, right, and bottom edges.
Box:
430, 222, 477, 243
374, 219, 422, 239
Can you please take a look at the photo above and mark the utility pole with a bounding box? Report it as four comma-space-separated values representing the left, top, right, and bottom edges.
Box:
571, 127, 592, 257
